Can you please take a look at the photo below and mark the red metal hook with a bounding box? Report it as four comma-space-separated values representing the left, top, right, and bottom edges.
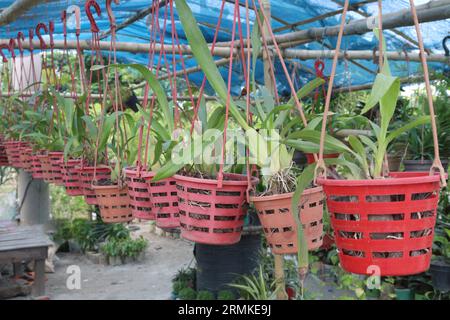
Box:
0, 44, 9, 63
28, 28, 34, 51
85, 0, 102, 33
67, 5, 81, 36
17, 32, 25, 54
35, 22, 49, 49
106, 0, 120, 28
314, 60, 325, 79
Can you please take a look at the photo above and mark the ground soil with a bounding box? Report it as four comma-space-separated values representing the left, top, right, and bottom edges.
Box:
45, 223, 194, 300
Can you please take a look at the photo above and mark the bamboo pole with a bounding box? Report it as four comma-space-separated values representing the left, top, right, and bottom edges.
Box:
1, 39, 447, 63
271, 0, 450, 45
0, 0, 47, 26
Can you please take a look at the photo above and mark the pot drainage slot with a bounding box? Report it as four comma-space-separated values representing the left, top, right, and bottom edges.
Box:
372, 252, 403, 258
334, 213, 360, 221
411, 211, 434, 219
330, 195, 358, 202
366, 194, 405, 202
368, 213, 404, 221
370, 232, 404, 240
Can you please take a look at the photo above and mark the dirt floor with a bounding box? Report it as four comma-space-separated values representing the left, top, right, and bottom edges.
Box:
46, 224, 194, 300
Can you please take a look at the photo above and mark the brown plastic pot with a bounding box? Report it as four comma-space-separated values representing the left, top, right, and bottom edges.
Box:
250, 187, 324, 255
92, 184, 133, 223
403, 159, 449, 172
77, 165, 112, 205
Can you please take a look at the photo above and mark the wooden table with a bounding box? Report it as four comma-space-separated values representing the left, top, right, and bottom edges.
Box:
0, 222, 51, 297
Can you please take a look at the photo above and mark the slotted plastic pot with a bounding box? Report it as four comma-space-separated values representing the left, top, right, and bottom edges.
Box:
60, 159, 85, 196
175, 173, 255, 245
124, 167, 155, 220
37, 152, 55, 183
4, 141, 27, 168
0, 138, 10, 166
318, 172, 444, 276
92, 184, 133, 224
31, 152, 45, 179
77, 166, 111, 205
250, 187, 324, 255
48, 152, 64, 186
20, 146, 34, 172
147, 176, 179, 229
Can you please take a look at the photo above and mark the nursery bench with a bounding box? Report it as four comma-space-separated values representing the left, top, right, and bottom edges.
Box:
0, 222, 52, 297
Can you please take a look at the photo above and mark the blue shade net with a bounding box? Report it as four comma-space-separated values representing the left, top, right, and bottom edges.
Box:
0, 0, 448, 96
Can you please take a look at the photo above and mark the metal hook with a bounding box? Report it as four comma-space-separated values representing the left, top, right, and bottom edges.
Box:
67, 5, 81, 36
443, 35, 450, 57
106, 0, 120, 28
85, 0, 102, 33
0, 44, 9, 63
17, 32, 25, 54
35, 22, 49, 49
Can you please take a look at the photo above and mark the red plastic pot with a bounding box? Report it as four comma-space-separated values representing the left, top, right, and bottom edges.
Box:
318, 172, 444, 276
305, 153, 339, 165
60, 159, 85, 196
37, 152, 55, 183
4, 141, 27, 168
92, 184, 133, 223
77, 166, 111, 205
31, 153, 45, 179
251, 187, 324, 254
124, 167, 155, 220
0, 138, 10, 166
48, 152, 64, 186
19, 146, 34, 172
175, 173, 254, 245
147, 176, 179, 229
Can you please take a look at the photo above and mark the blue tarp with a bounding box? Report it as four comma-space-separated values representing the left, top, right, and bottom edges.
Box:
0, 0, 449, 95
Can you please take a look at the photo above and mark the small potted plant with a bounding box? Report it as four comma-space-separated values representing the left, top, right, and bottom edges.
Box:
430, 221, 450, 292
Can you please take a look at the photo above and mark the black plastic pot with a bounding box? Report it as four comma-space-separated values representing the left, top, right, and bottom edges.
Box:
293, 150, 307, 166
403, 159, 449, 172
430, 260, 450, 293
195, 233, 262, 295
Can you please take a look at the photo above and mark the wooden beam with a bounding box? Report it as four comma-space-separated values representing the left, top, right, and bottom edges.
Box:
0, 0, 48, 26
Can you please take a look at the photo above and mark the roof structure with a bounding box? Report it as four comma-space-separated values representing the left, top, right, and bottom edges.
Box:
0, 0, 449, 95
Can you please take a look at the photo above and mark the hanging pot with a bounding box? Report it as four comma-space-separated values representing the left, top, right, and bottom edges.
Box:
403, 159, 449, 172
31, 152, 45, 179
48, 151, 65, 186
77, 166, 111, 206
37, 152, 55, 183
250, 187, 324, 254
0, 137, 10, 166
318, 172, 443, 276
305, 153, 339, 165
430, 259, 450, 293
175, 173, 255, 245
4, 140, 26, 168
124, 167, 155, 221
19, 146, 34, 172
92, 183, 133, 224
146, 175, 179, 229
60, 159, 85, 196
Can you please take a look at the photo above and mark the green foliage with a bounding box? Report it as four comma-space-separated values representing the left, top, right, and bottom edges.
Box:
178, 287, 197, 300
100, 236, 148, 258
196, 290, 215, 300
229, 265, 277, 300
217, 290, 235, 300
